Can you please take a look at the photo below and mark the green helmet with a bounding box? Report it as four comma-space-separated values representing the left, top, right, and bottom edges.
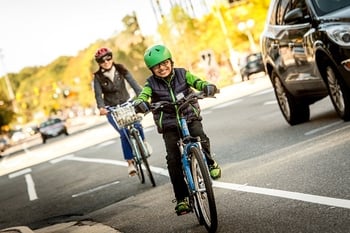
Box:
144, 44, 172, 68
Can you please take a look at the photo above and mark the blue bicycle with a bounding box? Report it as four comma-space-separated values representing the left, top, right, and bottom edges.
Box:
151, 91, 218, 232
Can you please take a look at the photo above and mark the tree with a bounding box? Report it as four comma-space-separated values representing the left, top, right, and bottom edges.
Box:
0, 91, 15, 132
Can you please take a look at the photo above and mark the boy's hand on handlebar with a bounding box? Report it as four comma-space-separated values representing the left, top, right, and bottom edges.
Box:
133, 100, 150, 113
203, 84, 218, 97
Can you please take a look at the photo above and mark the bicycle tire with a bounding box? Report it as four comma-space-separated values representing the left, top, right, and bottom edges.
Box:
131, 137, 145, 184
188, 148, 206, 226
190, 146, 218, 232
134, 131, 156, 187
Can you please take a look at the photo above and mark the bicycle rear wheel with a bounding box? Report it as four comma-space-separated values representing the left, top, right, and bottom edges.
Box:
131, 137, 145, 184
134, 132, 156, 187
190, 146, 217, 232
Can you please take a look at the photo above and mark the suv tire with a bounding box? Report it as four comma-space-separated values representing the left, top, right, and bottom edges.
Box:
324, 65, 350, 121
272, 71, 310, 125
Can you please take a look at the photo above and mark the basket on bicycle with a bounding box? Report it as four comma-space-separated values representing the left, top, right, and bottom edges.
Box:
111, 103, 142, 127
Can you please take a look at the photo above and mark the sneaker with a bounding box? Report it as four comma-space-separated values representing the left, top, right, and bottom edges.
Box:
209, 162, 221, 180
175, 199, 191, 215
128, 163, 136, 176
144, 141, 153, 157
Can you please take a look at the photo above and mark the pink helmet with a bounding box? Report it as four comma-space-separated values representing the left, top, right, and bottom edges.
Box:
94, 47, 112, 61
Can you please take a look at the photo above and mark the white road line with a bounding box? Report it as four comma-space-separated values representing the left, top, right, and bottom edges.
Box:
8, 168, 32, 179
72, 180, 120, 198
25, 174, 38, 201
202, 110, 212, 115
65, 156, 127, 167
264, 100, 277, 105
304, 121, 343, 136
96, 140, 116, 148
213, 181, 350, 209
8, 168, 38, 201
144, 127, 154, 133
57, 156, 350, 209
213, 99, 242, 109
9, 168, 38, 201
50, 154, 75, 164
252, 89, 273, 96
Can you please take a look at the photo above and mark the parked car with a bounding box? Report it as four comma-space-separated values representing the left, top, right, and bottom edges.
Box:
240, 52, 265, 81
38, 118, 69, 144
260, 0, 350, 125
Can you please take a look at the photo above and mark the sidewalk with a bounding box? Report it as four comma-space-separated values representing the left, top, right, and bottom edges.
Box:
0, 76, 272, 233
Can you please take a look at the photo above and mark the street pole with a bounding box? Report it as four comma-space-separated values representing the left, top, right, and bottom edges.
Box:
212, 2, 239, 74
238, 19, 257, 52
0, 49, 17, 112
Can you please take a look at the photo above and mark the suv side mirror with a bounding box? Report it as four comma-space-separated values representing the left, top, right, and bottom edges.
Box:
284, 8, 305, 25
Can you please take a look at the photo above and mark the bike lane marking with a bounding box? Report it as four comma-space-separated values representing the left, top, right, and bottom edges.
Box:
56, 155, 350, 210
25, 174, 38, 201
72, 180, 120, 198
8, 168, 38, 201
213, 181, 350, 209
304, 120, 343, 136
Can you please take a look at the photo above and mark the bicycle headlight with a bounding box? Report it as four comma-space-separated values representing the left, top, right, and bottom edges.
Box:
327, 25, 350, 46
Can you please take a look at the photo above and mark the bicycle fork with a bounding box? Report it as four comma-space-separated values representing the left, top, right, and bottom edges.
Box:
179, 117, 207, 192
180, 140, 205, 193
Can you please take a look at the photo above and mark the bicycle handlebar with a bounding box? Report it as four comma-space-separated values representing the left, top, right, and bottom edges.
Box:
150, 90, 219, 113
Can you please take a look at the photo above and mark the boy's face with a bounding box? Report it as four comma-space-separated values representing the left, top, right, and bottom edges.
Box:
151, 59, 172, 78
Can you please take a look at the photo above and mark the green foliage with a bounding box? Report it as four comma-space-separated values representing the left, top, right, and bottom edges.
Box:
0, 91, 14, 132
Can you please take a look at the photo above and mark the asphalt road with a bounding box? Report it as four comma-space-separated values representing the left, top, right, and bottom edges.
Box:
1, 75, 349, 233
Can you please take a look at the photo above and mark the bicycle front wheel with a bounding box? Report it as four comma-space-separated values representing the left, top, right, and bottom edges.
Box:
134, 132, 156, 187
131, 137, 145, 184
190, 146, 217, 232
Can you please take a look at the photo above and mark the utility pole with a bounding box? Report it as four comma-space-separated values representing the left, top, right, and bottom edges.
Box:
212, 1, 239, 74
0, 49, 17, 112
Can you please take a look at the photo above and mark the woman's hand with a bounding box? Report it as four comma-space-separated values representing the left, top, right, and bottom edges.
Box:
99, 108, 108, 115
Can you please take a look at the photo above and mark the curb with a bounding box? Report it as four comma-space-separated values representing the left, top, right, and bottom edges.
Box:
0, 226, 34, 233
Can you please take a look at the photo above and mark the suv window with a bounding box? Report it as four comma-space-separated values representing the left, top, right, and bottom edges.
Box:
312, 0, 350, 16
274, 0, 307, 25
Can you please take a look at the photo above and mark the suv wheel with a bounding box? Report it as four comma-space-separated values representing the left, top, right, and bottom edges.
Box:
325, 65, 350, 121
272, 71, 310, 125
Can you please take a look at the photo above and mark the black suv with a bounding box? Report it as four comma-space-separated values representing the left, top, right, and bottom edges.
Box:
261, 0, 350, 125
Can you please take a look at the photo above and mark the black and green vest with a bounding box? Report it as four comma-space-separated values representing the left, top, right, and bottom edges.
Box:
147, 68, 202, 133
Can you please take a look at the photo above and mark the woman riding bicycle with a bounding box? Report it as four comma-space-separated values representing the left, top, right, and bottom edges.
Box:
93, 47, 151, 176
134, 44, 221, 215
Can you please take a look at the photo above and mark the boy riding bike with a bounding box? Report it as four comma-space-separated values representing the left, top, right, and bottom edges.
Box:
134, 44, 221, 215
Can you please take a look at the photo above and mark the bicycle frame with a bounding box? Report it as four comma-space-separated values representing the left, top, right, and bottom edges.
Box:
179, 117, 205, 192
